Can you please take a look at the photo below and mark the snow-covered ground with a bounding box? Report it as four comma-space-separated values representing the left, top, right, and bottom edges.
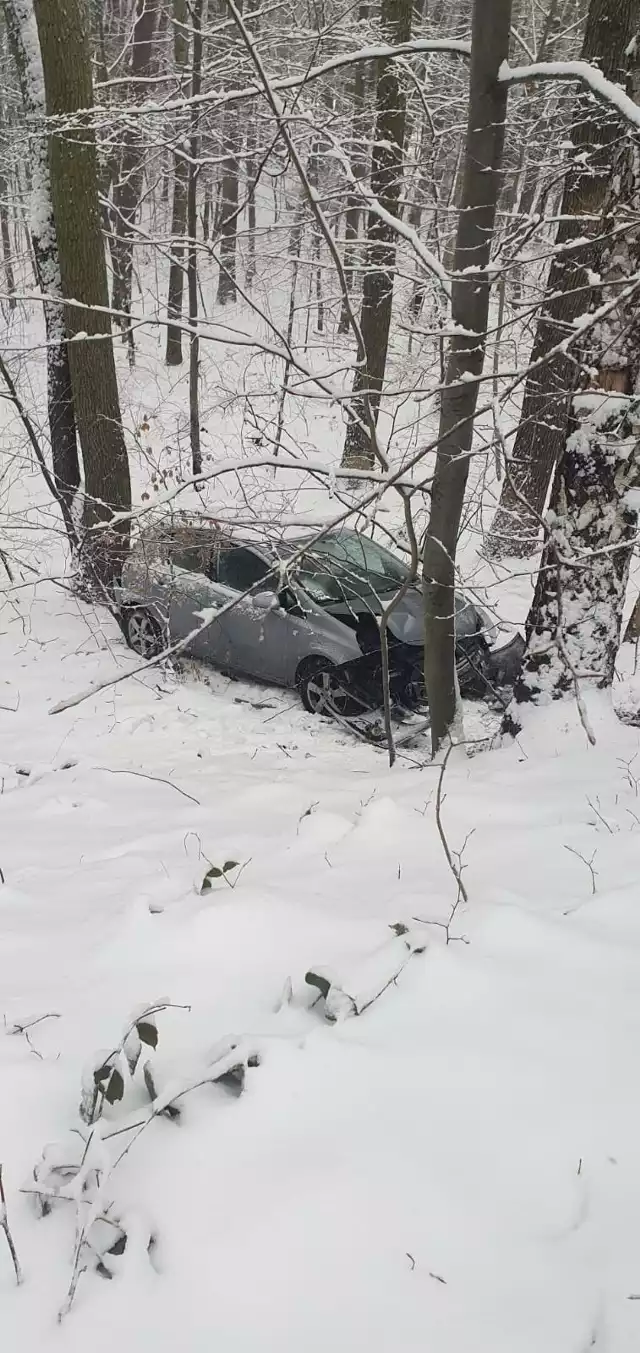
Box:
3, 258, 640, 1349
3, 571, 640, 1352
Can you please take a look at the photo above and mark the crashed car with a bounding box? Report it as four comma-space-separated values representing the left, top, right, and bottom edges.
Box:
115, 516, 522, 722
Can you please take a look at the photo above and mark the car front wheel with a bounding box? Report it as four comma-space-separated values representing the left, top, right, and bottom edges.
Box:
124, 608, 165, 660
297, 658, 361, 718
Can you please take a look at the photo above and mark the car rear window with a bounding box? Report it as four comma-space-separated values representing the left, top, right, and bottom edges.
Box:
169, 531, 215, 577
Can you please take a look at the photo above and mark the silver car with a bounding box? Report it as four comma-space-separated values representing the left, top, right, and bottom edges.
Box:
116, 516, 511, 714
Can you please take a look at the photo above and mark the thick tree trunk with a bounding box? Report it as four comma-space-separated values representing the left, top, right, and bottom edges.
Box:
341, 0, 412, 470
166, 0, 189, 366
486, 0, 637, 559
110, 0, 159, 357
507, 121, 640, 726
33, 0, 131, 582
505, 397, 639, 726
338, 0, 369, 336
3, 0, 80, 519
423, 0, 512, 755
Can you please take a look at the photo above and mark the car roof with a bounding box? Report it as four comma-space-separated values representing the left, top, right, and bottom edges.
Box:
134, 512, 332, 557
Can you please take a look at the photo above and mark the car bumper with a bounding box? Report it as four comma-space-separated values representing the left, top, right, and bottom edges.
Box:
483, 632, 525, 688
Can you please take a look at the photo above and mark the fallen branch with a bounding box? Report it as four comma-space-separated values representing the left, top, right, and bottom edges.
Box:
0, 1165, 23, 1285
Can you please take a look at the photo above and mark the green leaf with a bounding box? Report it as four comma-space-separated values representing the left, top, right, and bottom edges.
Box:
136, 1020, 158, 1049
223, 860, 240, 874
101, 1067, 125, 1105
305, 970, 332, 1000
143, 1061, 157, 1103
201, 865, 223, 891
143, 1061, 181, 1121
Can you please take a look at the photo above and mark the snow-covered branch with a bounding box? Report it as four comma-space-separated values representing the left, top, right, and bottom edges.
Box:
91, 37, 472, 119
499, 59, 640, 131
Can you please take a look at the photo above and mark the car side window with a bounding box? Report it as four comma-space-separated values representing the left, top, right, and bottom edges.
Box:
216, 547, 269, 593
169, 532, 214, 578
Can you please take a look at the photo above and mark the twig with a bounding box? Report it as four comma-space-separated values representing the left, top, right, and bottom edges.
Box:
586, 795, 616, 835
434, 741, 469, 905
94, 766, 200, 805
297, 801, 319, 834
0, 547, 13, 583
0, 352, 78, 551
564, 845, 598, 896
5, 1011, 61, 1058
5, 1012, 61, 1035
0, 1165, 23, 1285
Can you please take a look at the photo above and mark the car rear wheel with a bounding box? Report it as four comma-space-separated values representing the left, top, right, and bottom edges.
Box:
124, 608, 165, 660
297, 658, 361, 718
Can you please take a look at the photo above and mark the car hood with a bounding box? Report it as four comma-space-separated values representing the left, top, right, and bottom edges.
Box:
328, 587, 480, 648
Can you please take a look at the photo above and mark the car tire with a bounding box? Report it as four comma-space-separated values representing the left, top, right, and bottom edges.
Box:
123, 607, 165, 660
297, 657, 360, 718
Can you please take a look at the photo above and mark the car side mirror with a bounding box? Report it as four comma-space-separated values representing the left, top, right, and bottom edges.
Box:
253, 590, 279, 611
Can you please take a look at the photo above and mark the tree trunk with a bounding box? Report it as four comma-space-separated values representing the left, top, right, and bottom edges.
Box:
338, 0, 369, 336
3, 0, 80, 518
245, 116, 257, 288
486, 0, 637, 559
110, 0, 159, 358
505, 399, 639, 727
506, 119, 640, 726
423, 0, 512, 755
216, 107, 240, 305
202, 176, 212, 240
187, 0, 204, 476
33, 0, 131, 582
0, 170, 15, 308
624, 591, 640, 643
341, 0, 412, 469
273, 202, 305, 459
166, 0, 189, 366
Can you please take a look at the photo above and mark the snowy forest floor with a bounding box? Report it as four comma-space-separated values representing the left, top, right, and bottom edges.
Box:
3, 577, 640, 1352
4, 281, 640, 1348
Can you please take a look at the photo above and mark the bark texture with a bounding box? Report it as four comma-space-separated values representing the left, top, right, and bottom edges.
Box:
33, 0, 131, 578
506, 397, 640, 722
486, 0, 638, 559
187, 0, 204, 475
507, 128, 640, 724
216, 107, 240, 305
341, 0, 412, 469
423, 0, 512, 754
110, 0, 159, 353
166, 0, 189, 366
2, 0, 79, 511
338, 0, 369, 336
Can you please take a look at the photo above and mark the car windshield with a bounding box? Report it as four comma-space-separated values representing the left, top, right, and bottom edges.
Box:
289, 530, 409, 606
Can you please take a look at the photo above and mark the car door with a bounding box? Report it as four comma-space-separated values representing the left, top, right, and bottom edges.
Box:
213, 545, 297, 682
158, 529, 229, 662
